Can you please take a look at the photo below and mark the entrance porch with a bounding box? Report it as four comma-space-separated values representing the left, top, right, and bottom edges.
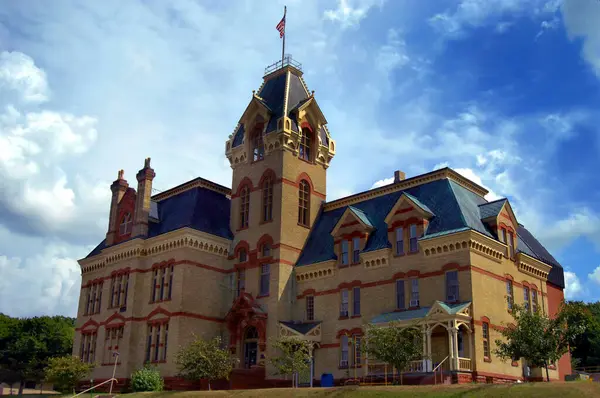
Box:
367, 301, 474, 383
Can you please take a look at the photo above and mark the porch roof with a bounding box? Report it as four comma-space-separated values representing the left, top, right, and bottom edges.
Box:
370, 301, 471, 324
279, 321, 321, 334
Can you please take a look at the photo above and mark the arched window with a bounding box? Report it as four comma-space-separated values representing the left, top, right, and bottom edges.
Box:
299, 128, 312, 161
262, 176, 273, 222
252, 126, 264, 161
239, 186, 250, 229
298, 180, 310, 227
239, 248, 247, 263
261, 243, 271, 257
119, 213, 132, 235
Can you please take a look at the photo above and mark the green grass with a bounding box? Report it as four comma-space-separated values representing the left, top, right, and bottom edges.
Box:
119, 382, 600, 398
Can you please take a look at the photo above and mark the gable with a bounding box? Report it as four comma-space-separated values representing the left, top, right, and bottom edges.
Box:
384, 192, 434, 225
330, 206, 374, 237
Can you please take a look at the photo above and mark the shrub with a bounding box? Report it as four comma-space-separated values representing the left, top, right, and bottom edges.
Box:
130, 365, 164, 392
45, 355, 94, 394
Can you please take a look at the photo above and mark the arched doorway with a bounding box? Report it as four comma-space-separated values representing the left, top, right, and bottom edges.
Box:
243, 327, 259, 369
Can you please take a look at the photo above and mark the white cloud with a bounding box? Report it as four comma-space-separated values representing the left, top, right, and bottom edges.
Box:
564, 271, 584, 299
371, 177, 394, 189
453, 168, 501, 201
375, 28, 410, 74
0, 51, 48, 103
324, 0, 384, 28
562, 0, 600, 77
588, 266, 600, 286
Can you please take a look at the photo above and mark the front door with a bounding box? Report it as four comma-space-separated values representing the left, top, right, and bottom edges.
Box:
244, 341, 257, 368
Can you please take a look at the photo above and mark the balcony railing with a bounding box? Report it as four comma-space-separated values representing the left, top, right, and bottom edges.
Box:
458, 357, 472, 371
264, 55, 303, 76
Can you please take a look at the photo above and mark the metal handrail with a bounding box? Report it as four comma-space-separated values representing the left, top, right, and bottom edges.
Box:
433, 356, 449, 385
71, 378, 117, 397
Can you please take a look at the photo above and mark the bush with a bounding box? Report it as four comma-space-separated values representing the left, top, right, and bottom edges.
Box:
45, 356, 94, 394
130, 365, 164, 392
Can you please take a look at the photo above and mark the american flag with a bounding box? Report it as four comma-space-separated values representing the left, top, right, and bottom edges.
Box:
276, 14, 285, 38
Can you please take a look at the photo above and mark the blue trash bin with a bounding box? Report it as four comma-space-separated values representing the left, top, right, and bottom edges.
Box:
321, 373, 334, 387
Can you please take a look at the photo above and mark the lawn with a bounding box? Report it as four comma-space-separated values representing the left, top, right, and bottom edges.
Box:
120, 382, 600, 398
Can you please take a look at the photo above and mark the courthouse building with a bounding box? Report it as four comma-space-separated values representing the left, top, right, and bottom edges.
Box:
75, 57, 569, 388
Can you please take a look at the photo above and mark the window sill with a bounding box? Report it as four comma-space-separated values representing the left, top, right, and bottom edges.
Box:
149, 299, 171, 305
339, 315, 349, 320
256, 294, 270, 299
297, 223, 310, 229
393, 253, 405, 258
484, 357, 492, 363
407, 250, 419, 256
338, 263, 349, 269
351, 315, 361, 319
394, 308, 407, 312
259, 219, 274, 225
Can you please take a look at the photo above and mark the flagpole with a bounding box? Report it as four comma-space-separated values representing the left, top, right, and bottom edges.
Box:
281, 6, 286, 67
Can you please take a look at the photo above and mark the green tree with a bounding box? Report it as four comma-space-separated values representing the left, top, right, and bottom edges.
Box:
565, 301, 600, 368
0, 314, 74, 395
494, 303, 589, 381
175, 336, 234, 391
362, 322, 422, 384
269, 337, 312, 388
44, 356, 94, 394
130, 365, 164, 392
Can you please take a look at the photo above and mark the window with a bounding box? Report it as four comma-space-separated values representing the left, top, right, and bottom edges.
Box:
352, 237, 360, 264
262, 176, 273, 222
482, 322, 490, 358
395, 227, 404, 255
352, 287, 361, 316
103, 326, 124, 364
298, 180, 310, 227
236, 269, 246, 297
396, 279, 405, 310
306, 296, 314, 321
353, 335, 362, 366
261, 243, 271, 257
508, 232, 515, 258
501, 228, 507, 243
340, 335, 349, 368
110, 272, 129, 308
252, 128, 264, 161
260, 264, 270, 296
524, 286, 530, 311
150, 266, 173, 303
239, 186, 250, 229
410, 279, 419, 307
340, 240, 349, 266
239, 248, 247, 263
119, 213, 132, 236
84, 281, 103, 315
446, 271, 459, 302
80, 332, 97, 364
506, 280, 514, 310
145, 321, 169, 363
409, 224, 418, 253
532, 290, 538, 312
299, 128, 312, 161
340, 289, 349, 317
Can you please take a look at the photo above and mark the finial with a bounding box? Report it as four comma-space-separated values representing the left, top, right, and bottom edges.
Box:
144, 157, 151, 168
118, 169, 124, 180
252, 90, 255, 96
311, 90, 315, 96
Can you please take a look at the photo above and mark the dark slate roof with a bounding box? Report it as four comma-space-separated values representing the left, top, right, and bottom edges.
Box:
348, 206, 373, 228
85, 186, 232, 258
256, 71, 310, 134
371, 301, 471, 324
296, 178, 564, 289
232, 124, 244, 148
280, 321, 321, 334
403, 192, 434, 215
479, 198, 507, 219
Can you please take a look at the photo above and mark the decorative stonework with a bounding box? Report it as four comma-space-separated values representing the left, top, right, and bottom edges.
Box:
79, 228, 231, 274
420, 230, 504, 263
362, 249, 390, 270
278, 322, 321, 342
517, 253, 552, 280
324, 168, 489, 211
296, 261, 336, 283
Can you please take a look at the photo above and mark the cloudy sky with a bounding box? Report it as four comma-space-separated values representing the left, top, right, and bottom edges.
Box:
1, 0, 599, 317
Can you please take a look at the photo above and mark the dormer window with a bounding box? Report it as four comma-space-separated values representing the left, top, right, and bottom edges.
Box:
501, 228, 507, 243
508, 232, 515, 258
252, 128, 264, 161
299, 128, 312, 161
395, 227, 404, 255
409, 224, 418, 253
119, 213, 132, 236
340, 240, 349, 266
352, 237, 360, 264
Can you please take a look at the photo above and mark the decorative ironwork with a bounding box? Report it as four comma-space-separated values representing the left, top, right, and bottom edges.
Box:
264, 54, 302, 76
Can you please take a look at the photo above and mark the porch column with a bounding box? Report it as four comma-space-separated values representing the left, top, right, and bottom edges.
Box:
426, 328, 432, 372
447, 327, 454, 371
451, 329, 459, 370
421, 326, 427, 372
466, 329, 473, 371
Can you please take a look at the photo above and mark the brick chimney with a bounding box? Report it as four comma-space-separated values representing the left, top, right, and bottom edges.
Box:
394, 170, 406, 183
132, 157, 156, 237
106, 170, 129, 246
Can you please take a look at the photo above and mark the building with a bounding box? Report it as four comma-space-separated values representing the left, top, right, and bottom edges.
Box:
74, 57, 569, 389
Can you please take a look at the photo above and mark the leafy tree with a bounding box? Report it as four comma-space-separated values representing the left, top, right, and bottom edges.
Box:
494, 303, 589, 381
130, 365, 164, 392
44, 356, 94, 394
362, 322, 422, 384
175, 336, 234, 391
565, 301, 600, 368
0, 314, 74, 394
269, 337, 312, 388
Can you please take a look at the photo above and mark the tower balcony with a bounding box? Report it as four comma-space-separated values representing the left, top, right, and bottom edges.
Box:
264, 54, 302, 77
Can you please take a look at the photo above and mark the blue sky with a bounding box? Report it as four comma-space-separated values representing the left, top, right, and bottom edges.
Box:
1, 0, 599, 317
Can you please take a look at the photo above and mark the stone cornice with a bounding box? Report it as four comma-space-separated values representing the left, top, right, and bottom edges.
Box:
324, 168, 488, 211
421, 229, 505, 263
361, 248, 391, 270
79, 228, 232, 274
516, 252, 552, 281
295, 259, 336, 283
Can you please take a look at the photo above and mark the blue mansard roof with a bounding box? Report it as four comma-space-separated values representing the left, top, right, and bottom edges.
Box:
86, 183, 232, 258
296, 176, 564, 289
